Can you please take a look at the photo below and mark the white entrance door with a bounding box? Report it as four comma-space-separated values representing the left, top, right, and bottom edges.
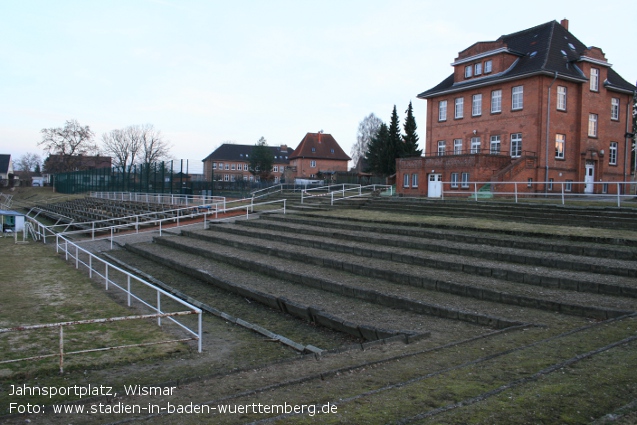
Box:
584, 162, 594, 194
428, 174, 442, 198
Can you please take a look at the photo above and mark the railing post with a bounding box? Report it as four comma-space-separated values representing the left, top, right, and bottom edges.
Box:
198, 311, 202, 353
105, 264, 109, 290
110, 227, 114, 250
617, 183, 621, 207
159, 220, 162, 236
59, 325, 64, 374
331, 191, 334, 206
89, 256, 92, 278
283, 199, 286, 215
157, 291, 161, 326
75, 245, 79, 269
514, 182, 518, 203
474, 183, 478, 201
561, 183, 565, 205
127, 275, 131, 306
92, 222, 95, 241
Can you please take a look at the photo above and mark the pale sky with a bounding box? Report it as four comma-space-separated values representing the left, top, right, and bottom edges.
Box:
1, 0, 635, 173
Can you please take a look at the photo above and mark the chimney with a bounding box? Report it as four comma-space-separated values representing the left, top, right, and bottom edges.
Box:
560, 18, 569, 30
280, 144, 287, 152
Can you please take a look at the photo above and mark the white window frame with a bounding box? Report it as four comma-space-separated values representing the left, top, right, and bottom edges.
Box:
590, 68, 599, 91
310, 160, 317, 168
611, 98, 620, 121
555, 134, 565, 159
273, 165, 278, 172
438, 100, 447, 122
231, 164, 235, 170
243, 164, 249, 171
451, 173, 459, 188
565, 180, 573, 192
412, 173, 418, 188
470, 137, 481, 154
609, 142, 618, 165
461, 172, 469, 188
512, 86, 524, 110
465, 65, 472, 78
472, 94, 482, 116
588, 114, 598, 137
223, 174, 229, 181
474, 63, 482, 76
403, 173, 409, 187
453, 139, 462, 155
212, 162, 217, 170
484, 60, 492, 73
225, 164, 229, 170
490, 135, 501, 154
437, 140, 446, 156
491, 89, 502, 113
454, 98, 464, 119
511, 133, 522, 157
557, 86, 567, 111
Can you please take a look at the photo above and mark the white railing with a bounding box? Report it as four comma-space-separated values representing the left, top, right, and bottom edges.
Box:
301, 184, 393, 205
438, 180, 637, 207
90, 191, 226, 207
251, 184, 285, 200
0, 312, 199, 374
54, 233, 202, 352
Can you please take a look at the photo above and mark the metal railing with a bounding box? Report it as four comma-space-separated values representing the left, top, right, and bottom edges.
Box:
329, 184, 394, 205
0, 312, 199, 374
301, 184, 393, 205
439, 180, 637, 207
91, 191, 226, 207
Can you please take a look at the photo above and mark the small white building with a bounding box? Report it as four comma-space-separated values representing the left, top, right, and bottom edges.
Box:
0, 210, 25, 232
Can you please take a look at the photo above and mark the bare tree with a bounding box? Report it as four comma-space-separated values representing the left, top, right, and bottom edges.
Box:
14, 153, 42, 173
102, 126, 143, 171
351, 113, 383, 170
139, 124, 171, 165
39, 120, 98, 173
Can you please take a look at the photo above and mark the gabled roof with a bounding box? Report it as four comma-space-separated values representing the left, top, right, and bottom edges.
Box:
289, 133, 351, 161
0, 154, 11, 174
418, 20, 635, 99
202, 144, 293, 164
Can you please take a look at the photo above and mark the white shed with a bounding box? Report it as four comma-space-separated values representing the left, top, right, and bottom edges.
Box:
0, 210, 25, 233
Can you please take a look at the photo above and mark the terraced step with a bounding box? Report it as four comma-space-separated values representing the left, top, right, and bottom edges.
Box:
183, 226, 636, 319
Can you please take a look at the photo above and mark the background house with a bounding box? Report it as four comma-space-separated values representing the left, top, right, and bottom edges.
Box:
0, 154, 16, 187
398, 19, 635, 197
288, 132, 351, 182
202, 144, 292, 183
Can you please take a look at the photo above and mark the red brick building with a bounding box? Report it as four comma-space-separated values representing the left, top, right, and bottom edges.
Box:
397, 19, 635, 197
288, 132, 351, 181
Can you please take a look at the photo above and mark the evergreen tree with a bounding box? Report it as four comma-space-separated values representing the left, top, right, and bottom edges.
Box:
249, 137, 274, 181
387, 105, 403, 169
364, 123, 390, 175
402, 101, 422, 157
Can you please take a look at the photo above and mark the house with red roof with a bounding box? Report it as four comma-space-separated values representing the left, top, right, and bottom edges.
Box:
288, 132, 351, 182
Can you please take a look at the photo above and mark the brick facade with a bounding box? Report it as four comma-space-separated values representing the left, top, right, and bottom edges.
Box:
398, 19, 635, 197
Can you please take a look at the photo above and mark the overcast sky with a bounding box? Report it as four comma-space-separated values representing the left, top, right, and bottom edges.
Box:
1, 0, 635, 172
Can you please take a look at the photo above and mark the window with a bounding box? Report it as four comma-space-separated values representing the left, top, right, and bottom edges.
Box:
510, 133, 522, 157
231, 164, 235, 170
555, 134, 565, 159
548, 178, 554, 191
527, 178, 533, 188
274, 176, 279, 183
588, 114, 598, 137
451, 173, 459, 188
464, 65, 472, 78
484, 60, 492, 73
225, 164, 229, 170
403, 173, 409, 187
231, 175, 235, 182
609, 142, 618, 165
311, 147, 316, 152
454, 139, 462, 155
470, 137, 481, 154
218, 162, 223, 169
438, 100, 447, 121
273, 166, 278, 172
243, 175, 248, 181
212, 162, 217, 170
223, 174, 229, 181
490, 136, 501, 154
491, 90, 502, 113
557, 86, 567, 111
455, 98, 464, 119
310, 160, 316, 167
437, 140, 446, 156
565, 180, 573, 192
512, 86, 523, 110
474, 63, 482, 76
590, 68, 599, 91
611, 98, 620, 120
412, 173, 419, 188
244, 164, 249, 171
461, 172, 469, 188
602, 183, 608, 194
330, 149, 334, 153
472, 94, 482, 116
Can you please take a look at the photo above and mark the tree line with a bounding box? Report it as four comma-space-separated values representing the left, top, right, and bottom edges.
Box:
352, 101, 422, 177
15, 119, 172, 175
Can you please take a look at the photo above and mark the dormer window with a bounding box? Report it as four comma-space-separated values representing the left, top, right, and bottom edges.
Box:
464, 65, 472, 78
330, 149, 334, 153
311, 147, 316, 152
474, 63, 482, 76
484, 60, 492, 73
